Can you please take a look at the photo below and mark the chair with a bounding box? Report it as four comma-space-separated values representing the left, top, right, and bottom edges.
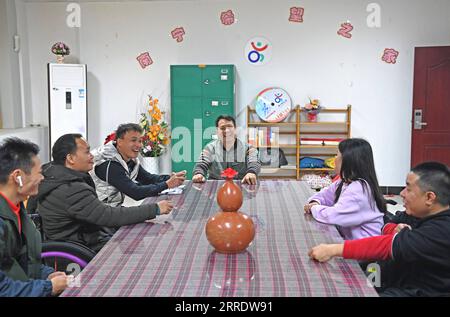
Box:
30, 213, 96, 275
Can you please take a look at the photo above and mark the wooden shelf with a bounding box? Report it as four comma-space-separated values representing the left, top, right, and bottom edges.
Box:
248, 108, 297, 113
279, 131, 297, 135
258, 144, 297, 149
299, 107, 350, 113
300, 153, 336, 157
300, 131, 348, 135
301, 122, 347, 126
247, 105, 351, 180
300, 145, 338, 149
299, 168, 335, 172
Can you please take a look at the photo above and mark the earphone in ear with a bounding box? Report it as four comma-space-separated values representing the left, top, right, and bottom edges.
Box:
16, 176, 23, 187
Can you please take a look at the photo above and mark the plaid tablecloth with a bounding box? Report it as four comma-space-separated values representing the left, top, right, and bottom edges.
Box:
61, 180, 378, 297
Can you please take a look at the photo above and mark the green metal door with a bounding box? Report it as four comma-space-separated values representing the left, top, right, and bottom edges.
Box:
202, 65, 234, 97
171, 65, 235, 178
202, 96, 234, 148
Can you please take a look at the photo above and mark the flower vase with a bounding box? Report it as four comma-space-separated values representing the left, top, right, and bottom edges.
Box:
56, 55, 65, 64
205, 171, 255, 254
307, 112, 318, 122
140, 156, 160, 175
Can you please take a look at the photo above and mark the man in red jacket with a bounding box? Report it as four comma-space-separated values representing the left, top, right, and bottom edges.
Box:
308, 161, 450, 297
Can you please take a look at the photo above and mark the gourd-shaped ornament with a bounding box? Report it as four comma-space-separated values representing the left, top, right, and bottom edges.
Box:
205, 168, 255, 253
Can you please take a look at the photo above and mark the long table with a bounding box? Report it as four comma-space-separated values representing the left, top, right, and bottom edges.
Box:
61, 180, 378, 297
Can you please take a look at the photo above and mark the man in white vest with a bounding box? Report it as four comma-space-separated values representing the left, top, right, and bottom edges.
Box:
91, 123, 185, 207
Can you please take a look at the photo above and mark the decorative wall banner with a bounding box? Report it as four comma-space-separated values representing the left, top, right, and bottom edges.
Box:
255, 87, 292, 123
289, 7, 304, 23
244, 37, 272, 66
337, 22, 353, 39
220, 10, 235, 25
382, 48, 399, 64
136, 52, 153, 69
171, 27, 185, 42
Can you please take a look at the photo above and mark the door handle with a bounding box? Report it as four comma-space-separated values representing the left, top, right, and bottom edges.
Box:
204, 79, 209, 85
205, 111, 211, 117
413, 109, 427, 130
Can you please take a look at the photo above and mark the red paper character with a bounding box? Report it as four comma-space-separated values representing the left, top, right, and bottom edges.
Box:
136, 52, 153, 69
337, 22, 353, 39
382, 48, 399, 64
171, 27, 185, 42
220, 10, 235, 25
289, 7, 304, 23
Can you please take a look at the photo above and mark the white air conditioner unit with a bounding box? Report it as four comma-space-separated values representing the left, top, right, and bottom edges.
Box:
47, 63, 87, 158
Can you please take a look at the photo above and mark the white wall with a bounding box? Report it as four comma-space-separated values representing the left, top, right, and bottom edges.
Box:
15, 0, 450, 185
0, 126, 49, 163
0, 0, 23, 128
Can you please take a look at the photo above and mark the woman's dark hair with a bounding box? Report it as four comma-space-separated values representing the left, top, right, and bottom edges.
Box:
52, 133, 83, 165
0, 138, 40, 184
334, 138, 386, 213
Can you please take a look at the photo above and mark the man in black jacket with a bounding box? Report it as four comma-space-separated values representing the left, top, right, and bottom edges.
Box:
308, 161, 450, 297
28, 134, 174, 253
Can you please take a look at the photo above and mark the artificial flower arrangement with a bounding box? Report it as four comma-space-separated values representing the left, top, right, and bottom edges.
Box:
303, 97, 321, 122
221, 167, 238, 180
303, 97, 321, 114
51, 42, 70, 56
139, 96, 170, 157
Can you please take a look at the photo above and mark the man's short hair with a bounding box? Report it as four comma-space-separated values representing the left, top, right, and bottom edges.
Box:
412, 161, 450, 206
52, 134, 83, 165
0, 137, 40, 184
215, 115, 236, 128
115, 123, 143, 140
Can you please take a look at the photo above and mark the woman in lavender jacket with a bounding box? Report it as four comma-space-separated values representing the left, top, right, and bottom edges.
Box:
304, 138, 386, 240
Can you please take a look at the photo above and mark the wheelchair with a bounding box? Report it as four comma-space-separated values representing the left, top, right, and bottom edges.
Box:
30, 213, 96, 276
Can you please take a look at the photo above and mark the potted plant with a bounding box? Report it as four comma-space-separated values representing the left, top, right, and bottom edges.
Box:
139, 95, 170, 173
303, 97, 321, 122
51, 42, 70, 63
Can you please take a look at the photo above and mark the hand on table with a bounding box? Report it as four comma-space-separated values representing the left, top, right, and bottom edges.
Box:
241, 173, 257, 185
304, 202, 319, 214
47, 271, 66, 280
157, 200, 174, 215
308, 244, 343, 263
192, 174, 206, 183
166, 171, 186, 188
50, 273, 69, 296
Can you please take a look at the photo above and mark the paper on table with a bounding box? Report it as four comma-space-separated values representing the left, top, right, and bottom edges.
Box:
160, 184, 186, 195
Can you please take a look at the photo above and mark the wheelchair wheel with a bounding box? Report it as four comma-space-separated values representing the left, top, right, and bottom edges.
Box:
42, 241, 96, 276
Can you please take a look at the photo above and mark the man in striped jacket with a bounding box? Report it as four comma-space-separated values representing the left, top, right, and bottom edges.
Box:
192, 115, 261, 185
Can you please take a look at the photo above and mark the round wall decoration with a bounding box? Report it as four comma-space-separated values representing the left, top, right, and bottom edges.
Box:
255, 87, 292, 122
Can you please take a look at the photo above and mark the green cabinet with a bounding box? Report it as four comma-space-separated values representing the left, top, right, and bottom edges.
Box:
170, 65, 235, 178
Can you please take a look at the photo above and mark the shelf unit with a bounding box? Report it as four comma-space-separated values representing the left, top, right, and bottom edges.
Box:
246, 105, 351, 180
298, 105, 351, 179
247, 106, 300, 179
